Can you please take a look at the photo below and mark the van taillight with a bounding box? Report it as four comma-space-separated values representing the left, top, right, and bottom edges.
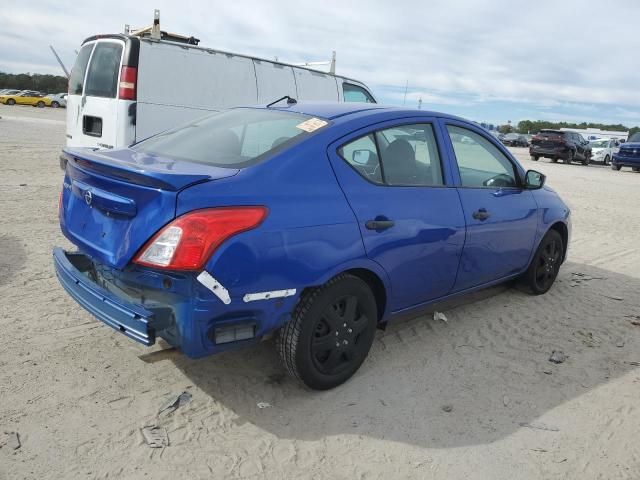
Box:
118, 66, 137, 101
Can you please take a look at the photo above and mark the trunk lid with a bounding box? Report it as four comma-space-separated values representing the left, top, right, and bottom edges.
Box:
60, 147, 239, 269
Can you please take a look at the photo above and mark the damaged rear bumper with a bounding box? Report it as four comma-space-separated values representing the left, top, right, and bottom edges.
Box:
53, 247, 156, 346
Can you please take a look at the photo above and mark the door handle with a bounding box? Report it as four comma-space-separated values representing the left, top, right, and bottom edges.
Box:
472, 209, 491, 221
365, 219, 395, 230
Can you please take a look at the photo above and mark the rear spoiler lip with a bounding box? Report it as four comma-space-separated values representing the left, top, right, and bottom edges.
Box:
61, 148, 233, 191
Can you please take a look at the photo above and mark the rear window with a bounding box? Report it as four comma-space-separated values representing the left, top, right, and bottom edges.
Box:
69, 43, 93, 95
629, 133, 640, 142
133, 108, 327, 168
84, 42, 123, 98
539, 130, 565, 136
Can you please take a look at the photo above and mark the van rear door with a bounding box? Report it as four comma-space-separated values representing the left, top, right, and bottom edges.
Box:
67, 38, 134, 149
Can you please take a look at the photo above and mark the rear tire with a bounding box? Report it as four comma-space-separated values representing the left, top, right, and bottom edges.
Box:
37, 101, 45, 108
564, 150, 574, 164
51, 101, 60, 108
521, 229, 563, 295
7, 98, 15, 105
531, 155, 539, 161
582, 153, 590, 166
277, 274, 378, 390
612, 164, 622, 171
551, 157, 559, 163
603, 154, 610, 165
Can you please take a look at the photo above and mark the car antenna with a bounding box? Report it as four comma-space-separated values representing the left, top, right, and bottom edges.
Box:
266, 95, 297, 108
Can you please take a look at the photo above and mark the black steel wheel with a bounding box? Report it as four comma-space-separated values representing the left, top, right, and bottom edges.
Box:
522, 230, 563, 295
278, 274, 377, 390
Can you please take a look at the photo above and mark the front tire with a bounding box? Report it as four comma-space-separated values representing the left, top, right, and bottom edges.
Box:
521, 230, 563, 295
51, 101, 60, 108
612, 163, 622, 171
582, 153, 590, 166
531, 155, 539, 161
7, 98, 15, 105
37, 101, 45, 108
603, 154, 610, 165
278, 274, 378, 390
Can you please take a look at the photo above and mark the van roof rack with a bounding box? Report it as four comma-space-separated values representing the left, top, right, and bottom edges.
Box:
126, 9, 200, 45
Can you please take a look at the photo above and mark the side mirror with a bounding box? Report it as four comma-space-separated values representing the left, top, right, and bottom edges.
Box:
352, 149, 373, 165
525, 170, 545, 189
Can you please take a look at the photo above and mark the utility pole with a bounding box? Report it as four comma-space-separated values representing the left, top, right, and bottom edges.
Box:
49, 45, 70, 78
402, 80, 408, 106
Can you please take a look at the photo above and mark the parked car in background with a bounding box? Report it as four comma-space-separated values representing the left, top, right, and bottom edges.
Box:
0, 89, 23, 95
589, 138, 619, 165
502, 133, 529, 147
0, 91, 53, 107
612, 132, 640, 172
46, 93, 67, 108
530, 129, 592, 165
54, 102, 570, 389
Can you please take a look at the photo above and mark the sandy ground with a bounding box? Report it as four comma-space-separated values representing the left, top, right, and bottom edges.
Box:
1, 104, 639, 480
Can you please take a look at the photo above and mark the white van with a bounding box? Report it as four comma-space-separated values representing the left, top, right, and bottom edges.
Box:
66, 34, 377, 149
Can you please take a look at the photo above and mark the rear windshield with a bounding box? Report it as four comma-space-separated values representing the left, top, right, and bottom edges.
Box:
133, 108, 327, 168
85, 42, 123, 98
69, 43, 93, 95
539, 130, 565, 136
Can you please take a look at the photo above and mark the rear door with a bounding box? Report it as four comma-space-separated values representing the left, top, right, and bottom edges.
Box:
327, 118, 465, 312
443, 121, 538, 291
67, 40, 125, 149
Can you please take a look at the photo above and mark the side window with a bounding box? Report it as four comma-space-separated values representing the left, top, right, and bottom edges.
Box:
69, 43, 93, 95
343, 83, 375, 103
84, 42, 123, 98
376, 124, 444, 186
447, 125, 518, 188
338, 134, 383, 184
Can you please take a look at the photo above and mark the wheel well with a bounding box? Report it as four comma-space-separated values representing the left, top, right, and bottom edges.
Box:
550, 222, 568, 262
345, 268, 387, 322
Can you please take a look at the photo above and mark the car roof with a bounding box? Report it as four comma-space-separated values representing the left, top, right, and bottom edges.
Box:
250, 101, 468, 122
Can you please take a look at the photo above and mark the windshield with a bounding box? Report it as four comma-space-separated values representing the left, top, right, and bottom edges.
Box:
590, 139, 609, 148
133, 108, 326, 168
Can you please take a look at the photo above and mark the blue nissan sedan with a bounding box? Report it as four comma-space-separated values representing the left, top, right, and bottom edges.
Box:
54, 101, 571, 390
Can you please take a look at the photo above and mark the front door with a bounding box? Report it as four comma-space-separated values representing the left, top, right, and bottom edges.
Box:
443, 123, 538, 291
328, 119, 465, 312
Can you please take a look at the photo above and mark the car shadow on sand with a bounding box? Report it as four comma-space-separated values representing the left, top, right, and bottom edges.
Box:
170, 261, 640, 449
0, 234, 27, 288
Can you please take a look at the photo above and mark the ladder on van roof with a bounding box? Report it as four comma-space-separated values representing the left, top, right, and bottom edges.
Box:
124, 9, 337, 74
125, 9, 200, 45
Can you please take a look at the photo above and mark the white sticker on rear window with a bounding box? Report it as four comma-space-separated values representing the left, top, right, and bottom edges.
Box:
296, 118, 328, 133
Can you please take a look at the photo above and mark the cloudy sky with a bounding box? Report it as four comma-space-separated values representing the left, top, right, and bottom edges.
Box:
1, 0, 638, 126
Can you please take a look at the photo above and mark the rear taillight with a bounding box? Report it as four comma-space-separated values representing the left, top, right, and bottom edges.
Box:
118, 66, 137, 101
133, 207, 268, 271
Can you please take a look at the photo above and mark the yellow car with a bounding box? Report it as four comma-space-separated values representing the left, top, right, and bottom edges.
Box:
0, 91, 53, 108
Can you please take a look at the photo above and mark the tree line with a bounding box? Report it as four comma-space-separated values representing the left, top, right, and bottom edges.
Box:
500, 120, 639, 138
0, 72, 67, 94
